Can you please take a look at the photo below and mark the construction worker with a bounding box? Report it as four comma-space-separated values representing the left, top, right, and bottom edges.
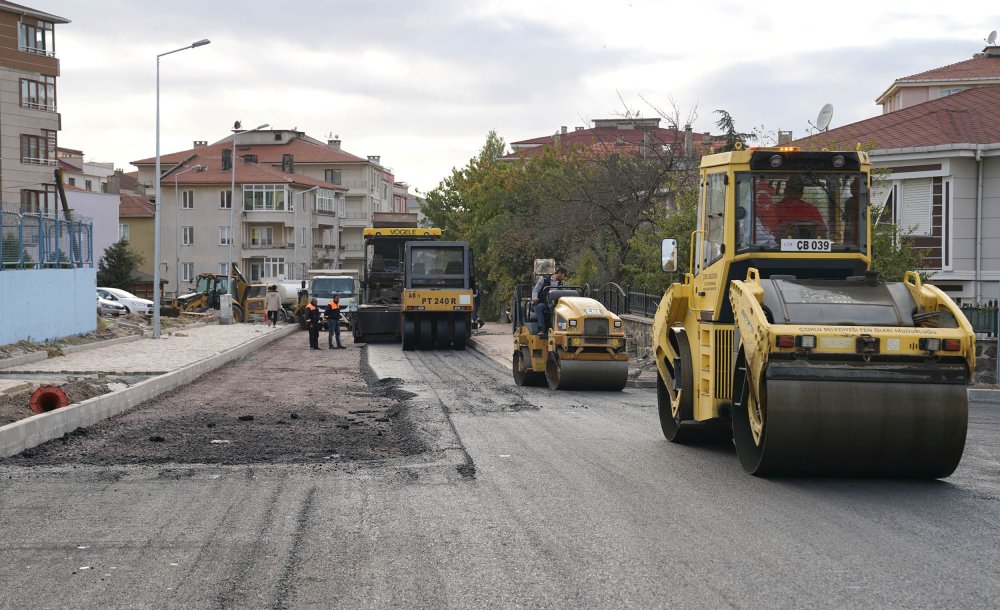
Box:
531, 266, 567, 340
325, 294, 345, 349
305, 297, 321, 350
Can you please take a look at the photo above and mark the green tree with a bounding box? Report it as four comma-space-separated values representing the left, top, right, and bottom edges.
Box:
714, 110, 758, 152
97, 239, 144, 289
1, 232, 32, 267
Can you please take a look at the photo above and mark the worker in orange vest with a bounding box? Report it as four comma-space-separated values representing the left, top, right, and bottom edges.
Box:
325, 294, 345, 349
304, 297, 321, 350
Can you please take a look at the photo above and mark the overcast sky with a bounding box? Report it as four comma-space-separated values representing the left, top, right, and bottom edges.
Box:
39, 0, 1000, 193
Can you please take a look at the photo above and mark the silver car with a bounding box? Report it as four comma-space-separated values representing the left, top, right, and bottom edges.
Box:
97, 295, 126, 317
97, 287, 154, 316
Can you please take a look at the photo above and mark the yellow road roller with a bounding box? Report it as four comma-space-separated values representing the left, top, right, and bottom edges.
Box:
512, 260, 629, 390
401, 241, 475, 350
653, 147, 975, 477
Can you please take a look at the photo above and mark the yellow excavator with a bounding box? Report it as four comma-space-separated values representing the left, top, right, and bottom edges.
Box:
162, 263, 266, 322
653, 147, 975, 477
512, 259, 629, 390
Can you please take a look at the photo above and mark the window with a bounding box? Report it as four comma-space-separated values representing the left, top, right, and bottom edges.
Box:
219, 226, 232, 245
182, 190, 195, 209
119, 224, 130, 242
182, 226, 194, 246
20, 76, 56, 111
325, 169, 342, 185
242, 184, 288, 211
19, 20, 54, 56
698, 172, 726, 270
220, 190, 232, 209
20, 130, 56, 164
250, 227, 273, 246
264, 257, 285, 278
249, 263, 263, 281
68, 177, 76, 186
900, 178, 932, 236
181, 262, 194, 282
338, 195, 346, 217
85, 179, 92, 191
219, 263, 228, 275
20, 190, 49, 215
940, 87, 968, 98
317, 189, 335, 213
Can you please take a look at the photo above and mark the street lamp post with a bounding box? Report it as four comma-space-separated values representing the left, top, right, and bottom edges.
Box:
173, 164, 205, 294
153, 38, 210, 339
222, 122, 269, 325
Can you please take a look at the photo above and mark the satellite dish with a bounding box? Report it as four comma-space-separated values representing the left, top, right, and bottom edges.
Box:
988, 30, 997, 45
233, 120, 242, 130
816, 103, 834, 132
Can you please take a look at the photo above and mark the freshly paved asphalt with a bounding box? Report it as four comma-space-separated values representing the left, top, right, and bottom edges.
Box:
0, 341, 998, 608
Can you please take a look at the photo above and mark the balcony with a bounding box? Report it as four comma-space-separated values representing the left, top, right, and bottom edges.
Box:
340, 212, 370, 227
242, 241, 293, 250
242, 209, 293, 225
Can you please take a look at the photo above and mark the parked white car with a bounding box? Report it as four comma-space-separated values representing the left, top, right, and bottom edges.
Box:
97, 287, 154, 316
97, 295, 126, 317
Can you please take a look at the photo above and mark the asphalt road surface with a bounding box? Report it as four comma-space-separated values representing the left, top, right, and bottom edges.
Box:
1, 340, 999, 609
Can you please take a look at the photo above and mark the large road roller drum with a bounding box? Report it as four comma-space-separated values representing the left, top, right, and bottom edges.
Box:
732, 353, 968, 477
545, 350, 628, 391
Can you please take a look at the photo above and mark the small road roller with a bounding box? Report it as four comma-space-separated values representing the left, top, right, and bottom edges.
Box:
653, 147, 975, 477
512, 260, 629, 391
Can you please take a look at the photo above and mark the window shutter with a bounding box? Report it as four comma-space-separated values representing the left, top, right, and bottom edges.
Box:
900, 178, 932, 236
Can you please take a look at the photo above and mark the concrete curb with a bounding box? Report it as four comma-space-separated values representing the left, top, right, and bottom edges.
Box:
0, 324, 297, 458
969, 388, 1000, 403
61, 334, 143, 355
0, 351, 48, 370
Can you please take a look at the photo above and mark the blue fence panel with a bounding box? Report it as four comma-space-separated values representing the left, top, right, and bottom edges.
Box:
1, 208, 93, 270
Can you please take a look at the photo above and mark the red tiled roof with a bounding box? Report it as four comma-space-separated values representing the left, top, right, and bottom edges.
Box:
132, 140, 348, 190
133, 134, 368, 166
794, 85, 1000, 150
502, 125, 726, 160
119, 194, 155, 218
900, 51, 1000, 83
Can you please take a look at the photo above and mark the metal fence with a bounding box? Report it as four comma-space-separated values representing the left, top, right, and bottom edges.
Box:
588, 283, 661, 318
1, 209, 93, 270
961, 301, 998, 338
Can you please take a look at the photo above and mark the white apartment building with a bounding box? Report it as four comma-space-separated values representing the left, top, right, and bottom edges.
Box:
0, 2, 69, 214
132, 130, 395, 294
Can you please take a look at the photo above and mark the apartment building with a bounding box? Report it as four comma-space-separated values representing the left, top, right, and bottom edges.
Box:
57, 147, 116, 193
132, 130, 394, 293
0, 2, 68, 214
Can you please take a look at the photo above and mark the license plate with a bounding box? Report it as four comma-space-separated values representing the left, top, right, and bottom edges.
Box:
781, 239, 831, 252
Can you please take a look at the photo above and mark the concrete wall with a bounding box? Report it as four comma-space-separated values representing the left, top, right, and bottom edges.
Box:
66, 190, 119, 263
0, 268, 97, 344
622, 314, 998, 386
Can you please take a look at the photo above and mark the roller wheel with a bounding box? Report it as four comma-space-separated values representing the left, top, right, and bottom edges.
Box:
732, 347, 766, 473
278, 309, 288, 324
418, 316, 433, 350
434, 316, 451, 349
453, 316, 468, 350
545, 352, 563, 390
658, 331, 694, 442
513, 350, 545, 386
232, 304, 244, 323
402, 316, 416, 351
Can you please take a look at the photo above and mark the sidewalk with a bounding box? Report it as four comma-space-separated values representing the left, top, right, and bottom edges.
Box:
467, 322, 657, 388
0, 322, 296, 457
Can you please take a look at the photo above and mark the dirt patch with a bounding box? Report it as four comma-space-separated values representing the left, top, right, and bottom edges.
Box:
1, 332, 426, 466
0, 378, 116, 427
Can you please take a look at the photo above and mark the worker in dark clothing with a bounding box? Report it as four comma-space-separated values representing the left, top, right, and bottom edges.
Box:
532, 266, 567, 340
325, 294, 345, 349
304, 297, 321, 350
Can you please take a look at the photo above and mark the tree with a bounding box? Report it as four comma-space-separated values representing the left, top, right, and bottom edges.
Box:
1, 232, 32, 267
97, 240, 144, 289
713, 110, 759, 152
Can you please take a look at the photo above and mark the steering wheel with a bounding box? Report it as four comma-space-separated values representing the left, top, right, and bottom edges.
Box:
776, 221, 826, 239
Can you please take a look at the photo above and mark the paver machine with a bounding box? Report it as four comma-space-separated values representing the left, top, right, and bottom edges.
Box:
653, 146, 976, 477
512, 259, 629, 390
401, 240, 475, 350
353, 213, 442, 343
